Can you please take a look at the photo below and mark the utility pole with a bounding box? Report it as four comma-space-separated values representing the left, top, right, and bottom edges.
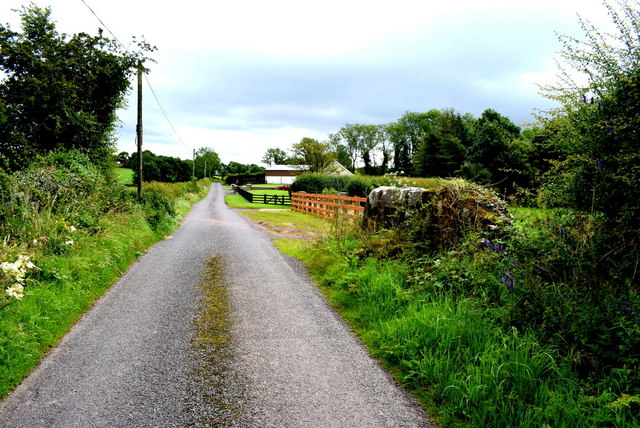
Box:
192, 148, 195, 179
204, 161, 207, 179
136, 63, 143, 201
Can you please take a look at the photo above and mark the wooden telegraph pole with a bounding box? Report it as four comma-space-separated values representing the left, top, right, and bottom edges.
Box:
136, 63, 143, 201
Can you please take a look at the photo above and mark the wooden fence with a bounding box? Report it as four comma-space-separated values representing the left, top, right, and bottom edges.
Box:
236, 187, 291, 205
291, 193, 367, 222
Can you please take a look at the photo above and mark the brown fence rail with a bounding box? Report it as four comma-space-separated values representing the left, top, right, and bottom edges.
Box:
291, 193, 367, 221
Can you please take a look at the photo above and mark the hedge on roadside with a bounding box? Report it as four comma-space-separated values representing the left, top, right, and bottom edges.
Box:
291, 174, 374, 197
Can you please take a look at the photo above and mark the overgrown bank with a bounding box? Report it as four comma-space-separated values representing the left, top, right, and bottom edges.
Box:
0, 150, 212, 398
281, 180, 639, 427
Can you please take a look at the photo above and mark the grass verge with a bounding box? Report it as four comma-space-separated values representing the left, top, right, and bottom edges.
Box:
262, 205, 640, 427
0, 184, 210, 399
224, 193, 290, 209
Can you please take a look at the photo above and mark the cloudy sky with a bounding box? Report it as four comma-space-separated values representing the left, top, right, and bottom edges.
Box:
1, 0, 616, 165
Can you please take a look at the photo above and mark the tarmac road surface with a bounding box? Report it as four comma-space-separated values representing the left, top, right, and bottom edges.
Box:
0, 183, 435, 427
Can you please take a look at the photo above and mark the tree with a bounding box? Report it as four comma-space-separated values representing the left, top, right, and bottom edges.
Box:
194, 147, 221, 178
387, 111, 438, 176
538, 0, 640, 233
337, 124, 363, 171
0, 5, 153, 171
289, 137, 336, 173
129, 150, 191, 183
459, 108, 520, 185
262, 148, 289, 166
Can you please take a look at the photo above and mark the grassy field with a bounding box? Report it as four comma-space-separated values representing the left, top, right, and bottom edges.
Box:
224, 188, 291, 209
247, 189, 290, 196
115, 167, 134, 185
224, 194, 289, 209
249, 184, 285, 188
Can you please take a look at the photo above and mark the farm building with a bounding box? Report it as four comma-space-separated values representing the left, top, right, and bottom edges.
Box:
264, 162, 352, 184
264, 165, 299, 185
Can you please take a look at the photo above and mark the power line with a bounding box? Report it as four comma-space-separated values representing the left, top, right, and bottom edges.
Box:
79, 0, 192, 151
145, 74, 191, 149
79, 0, 125, 49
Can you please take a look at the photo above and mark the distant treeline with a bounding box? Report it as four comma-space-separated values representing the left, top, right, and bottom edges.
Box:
118, 150, 264, 184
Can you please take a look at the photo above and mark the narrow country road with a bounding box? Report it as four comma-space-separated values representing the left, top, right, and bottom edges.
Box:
0, 184, 434, 427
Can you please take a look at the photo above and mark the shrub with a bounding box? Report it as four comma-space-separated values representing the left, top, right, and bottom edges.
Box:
346, 176, 373, 197
141, 189, 176, 232
292, 173, 376, 196
291, 173, 327, 194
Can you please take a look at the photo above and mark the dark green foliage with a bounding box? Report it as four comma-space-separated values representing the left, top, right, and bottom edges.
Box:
224, 171, 265, 185
536, 1, 640, 358
194, 147, 221, 178
127, 150, 192, 183
458, 108, 526, 190
141, 189, 175, 232
0, 6, 153, 172
345, 176, 373, 197
221, 161, 265, 177
0, 150, 110, 237
291, 173, 374, 196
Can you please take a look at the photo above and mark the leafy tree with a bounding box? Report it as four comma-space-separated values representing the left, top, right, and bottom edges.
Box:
262, 147, 289, 166
412, 109, 471, 178
115, 151, 130, 166
458, 108, 521, 185
387, 111, 439, 175
129, 150, 191, 183
221, 161, 264, 176
289, 137, 336, 173
0, 5, 153, 171
336, 123, 384, 174
337, 124, 363, 171
194, 147, 221, 178
327, 132, 353, 172
539, 0, 640, 234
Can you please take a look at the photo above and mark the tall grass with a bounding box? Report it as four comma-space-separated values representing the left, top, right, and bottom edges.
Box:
286, 179, 640, 427
0, 152, 211, 398
0, 213, 156, 397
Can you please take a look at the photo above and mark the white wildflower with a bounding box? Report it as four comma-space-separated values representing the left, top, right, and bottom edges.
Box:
64, 239, 74, 246
69, 226, 77, 232
6, 283, 24, 300
1, 261, 19, 277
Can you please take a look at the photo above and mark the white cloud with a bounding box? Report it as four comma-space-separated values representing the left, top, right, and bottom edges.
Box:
2, 0, 619, 164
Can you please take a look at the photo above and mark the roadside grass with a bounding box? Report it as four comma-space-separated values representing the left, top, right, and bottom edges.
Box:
115, 167, 134, 185
240, 209, 328, 234
224, 193, 290, 209
269, 203, 639, 427
0, 179, 210, 399
0, 211, 156, 398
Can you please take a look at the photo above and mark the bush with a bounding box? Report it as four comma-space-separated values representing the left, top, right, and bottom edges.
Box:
141, 189, 176, 232
292, 173, 375, 196
346, 176, 373, 197
290, 173, 323, 193
0, 150, 111, 239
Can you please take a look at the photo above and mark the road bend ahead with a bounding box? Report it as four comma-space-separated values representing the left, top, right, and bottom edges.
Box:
0, 183, 434, 427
